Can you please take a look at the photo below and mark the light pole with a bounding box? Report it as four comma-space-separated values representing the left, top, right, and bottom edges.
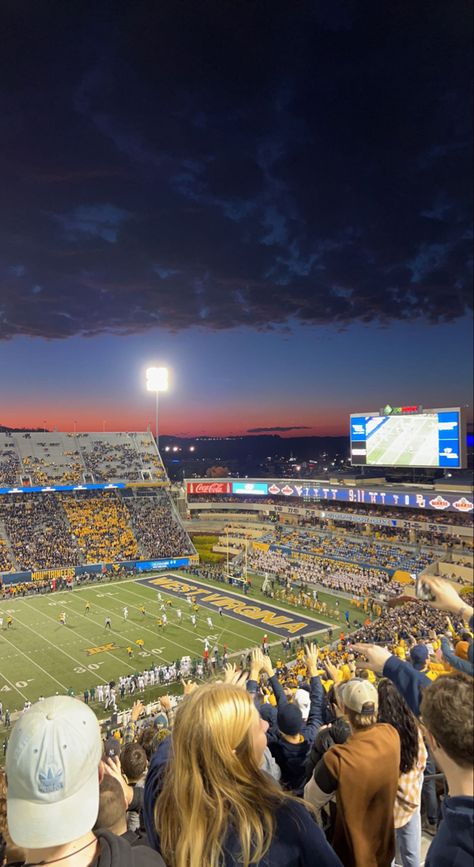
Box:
146, 367, 168, 451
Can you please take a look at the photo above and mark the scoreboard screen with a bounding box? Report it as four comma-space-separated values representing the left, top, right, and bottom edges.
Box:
350, 408, 465, 468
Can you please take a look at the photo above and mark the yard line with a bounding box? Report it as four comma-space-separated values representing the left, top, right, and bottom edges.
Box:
0, 663, 29, 703
0, 629, 68, 692
67, 588, 205, 660
13, 600, 111, 684
59, 595, 169, 665
19, 597, 139, 676
118, 583, 264, 650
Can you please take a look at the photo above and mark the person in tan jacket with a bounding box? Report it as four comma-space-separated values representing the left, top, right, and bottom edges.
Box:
304, 679, 400, 867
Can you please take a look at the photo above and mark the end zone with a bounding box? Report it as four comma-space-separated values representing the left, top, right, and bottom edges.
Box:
136, 573, 328, 636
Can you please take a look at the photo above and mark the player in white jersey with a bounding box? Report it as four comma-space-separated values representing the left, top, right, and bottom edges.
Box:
97, 684, 104, 703
105, 616, 112, 629
123, 607, 128, 620
206, 616, 214, 629
186, 595, 193, 606
176, 608, 182, 622
162, 613, 167, 628
0, 616, 3, 630
191, 614, 196, 628
157, 592, 163, 603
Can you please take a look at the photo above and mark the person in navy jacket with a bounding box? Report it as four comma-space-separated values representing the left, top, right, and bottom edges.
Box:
143, 681, 342, 867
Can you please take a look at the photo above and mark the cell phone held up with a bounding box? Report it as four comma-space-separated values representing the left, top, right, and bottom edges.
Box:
415, 576, 435, 602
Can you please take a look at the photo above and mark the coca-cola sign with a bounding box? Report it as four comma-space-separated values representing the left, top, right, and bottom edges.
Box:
187, 482, 232, 495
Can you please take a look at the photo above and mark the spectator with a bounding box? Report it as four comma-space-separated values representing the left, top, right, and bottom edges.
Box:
5, 695, 165, 866
120, 743, 148, 832
421, 675, 474, 867
255, 645, 324, 795
304, 684, 352, 783
94, 775, 151, 849
439, 635, 474, 677
304, 679, 400, 867
145, 682, 343, 866
377, 679, 427, 867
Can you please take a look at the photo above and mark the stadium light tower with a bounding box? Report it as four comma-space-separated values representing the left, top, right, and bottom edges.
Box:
146, 366, 168, 451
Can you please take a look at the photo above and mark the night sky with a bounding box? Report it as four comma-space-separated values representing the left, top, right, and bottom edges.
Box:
1, 1, 472, 437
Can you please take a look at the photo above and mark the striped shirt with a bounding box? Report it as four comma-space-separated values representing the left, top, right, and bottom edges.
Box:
393, 731, 427, 829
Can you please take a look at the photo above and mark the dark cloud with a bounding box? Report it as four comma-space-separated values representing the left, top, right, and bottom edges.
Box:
247, 426, 313, 433
0, 0, 472, 341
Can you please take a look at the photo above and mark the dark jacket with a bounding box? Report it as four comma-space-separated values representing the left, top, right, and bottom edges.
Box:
304, 717, 352, 783
263, 674, 325, 795
425, 795, 474, 867
269, 674, 325, 744
121, 828, 153, 848
248, 674, 325, 745
382, 654, 431, 717
9, 829, 166, 867
440, 637, 474, 677
91, 830, 166, 866
143, 739, 343, 866
269, 735, 312, 795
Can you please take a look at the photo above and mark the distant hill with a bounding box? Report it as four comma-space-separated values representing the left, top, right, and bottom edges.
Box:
160, 433, 349, 461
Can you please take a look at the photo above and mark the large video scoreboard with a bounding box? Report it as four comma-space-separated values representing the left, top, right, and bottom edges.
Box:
350, 406, 465, 468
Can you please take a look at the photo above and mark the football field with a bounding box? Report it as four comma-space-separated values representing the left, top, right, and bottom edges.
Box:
0, 573, 342, 719
367, 415, 438, 466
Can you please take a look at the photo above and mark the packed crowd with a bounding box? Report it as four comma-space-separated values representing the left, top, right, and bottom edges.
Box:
61, 492, 140, 563
0, 542, 12, 574
0, 494, 83, 571
0, 575, 472, 867
0, 490, 194, 574
260, 526, 434, 573
125, 494, 194, 559
249, 548, 399, 596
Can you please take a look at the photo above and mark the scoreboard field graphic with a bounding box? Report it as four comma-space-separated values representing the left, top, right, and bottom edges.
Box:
350, 408, 465, 468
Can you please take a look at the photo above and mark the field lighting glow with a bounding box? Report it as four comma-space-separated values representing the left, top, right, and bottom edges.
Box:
146, 367, 168, 392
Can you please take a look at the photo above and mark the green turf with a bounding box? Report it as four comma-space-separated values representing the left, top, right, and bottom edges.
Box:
0, 571, 367, 756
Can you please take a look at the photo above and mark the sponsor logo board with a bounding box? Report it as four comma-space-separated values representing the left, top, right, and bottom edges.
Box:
429, 496, 451, 510
452, 497, 473, 513
187, 482, 232, 494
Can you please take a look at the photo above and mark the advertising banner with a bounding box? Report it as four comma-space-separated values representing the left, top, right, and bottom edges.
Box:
0, 482, 126, 496
187, 481, 232, 495
266, 481, 473, 514
134, 557, 191, 572
232, 482, 269, 496
185, 478, 472, 513
31, 567, 75, 582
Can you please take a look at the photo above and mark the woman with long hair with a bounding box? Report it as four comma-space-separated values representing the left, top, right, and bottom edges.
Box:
377, 679, 427, 867
145, 682, 342, 867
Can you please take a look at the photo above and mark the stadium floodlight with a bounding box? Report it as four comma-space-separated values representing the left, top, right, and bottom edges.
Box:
146, 366, 168, 451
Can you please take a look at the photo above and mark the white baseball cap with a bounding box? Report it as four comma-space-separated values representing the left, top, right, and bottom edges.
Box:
6, 695, 103, 849
294, 688, 311, 721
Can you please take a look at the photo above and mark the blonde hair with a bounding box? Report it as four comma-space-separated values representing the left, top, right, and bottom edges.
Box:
155, 683, 293, 867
